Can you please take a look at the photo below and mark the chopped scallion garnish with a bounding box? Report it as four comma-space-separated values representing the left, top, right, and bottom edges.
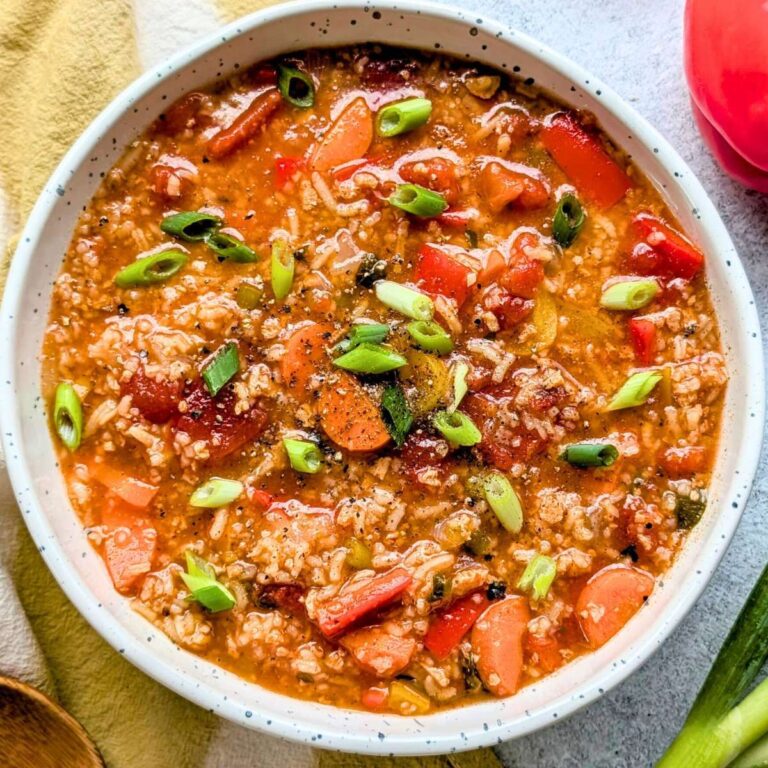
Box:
375, 97, 432, 137
333, 322, 389, 353
517, 554, 557, 601
406, 320, 453, 354
388, 183, 448, 218
552, 194, 585, 247
160, 211, 221, 241
189, 477, 243, 508
560, 442, 620, 468
333, 342, 407, 374
449, 362, 470, 413
204, 231, 258, 263
606, 370, 663, 411
283, 438, 323, 473
433, 410, 481, 446
270, 238, 295, 300
181, 551, 235, 612
374, 280, 434, 321
277, 64, 315, 108
54, 382, 83, 452
482, 471, 523, 534
114, 250, 188, 288
202, 342, 240, 397
600, 279, 660, 310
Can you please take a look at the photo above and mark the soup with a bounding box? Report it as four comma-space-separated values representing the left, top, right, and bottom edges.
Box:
43, 45, 726, 714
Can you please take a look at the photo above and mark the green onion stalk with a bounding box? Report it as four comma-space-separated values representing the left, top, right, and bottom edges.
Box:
657, 564, 768, 767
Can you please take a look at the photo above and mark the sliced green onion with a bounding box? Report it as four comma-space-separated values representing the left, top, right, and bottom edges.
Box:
449, 362, 470, 413
333, 322, 389, 353
517, 554, 557, 601
181, 551, 235, 612
202, 342, 240, 397
407, 320, 453, 355
283, 438, 322, 473
606, 370, 663, 411
375, 97, 432, 137
552, 194, 585, 247
344, 537, 372, 569
381, 384, 413, 447
114, 250, 188, 288
600, 279, 660, 310
482, 471, 523, 534
433, 410, 482, 446
204, 231, 258, 263
277, 64, 315, 108
333, 342, 407, 374
388, 183, 448, 218
270, 238, 295, 300
54, 382, 83, 451
375, 280, 434, 321
235, 280, 263, 309
160, 211, 221, 241
189, 477, 244, 507
560, 442, 620, 468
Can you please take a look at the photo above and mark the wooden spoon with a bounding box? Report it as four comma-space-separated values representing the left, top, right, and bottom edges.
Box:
0, 676, 104, 767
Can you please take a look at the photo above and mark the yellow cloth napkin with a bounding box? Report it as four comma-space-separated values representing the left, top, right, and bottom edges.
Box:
0, 1, 502, 766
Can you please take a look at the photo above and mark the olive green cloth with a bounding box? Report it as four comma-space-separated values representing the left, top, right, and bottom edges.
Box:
0, 1, 502, 766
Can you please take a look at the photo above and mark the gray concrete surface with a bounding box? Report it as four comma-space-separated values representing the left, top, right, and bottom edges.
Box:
423, 0, 768, 765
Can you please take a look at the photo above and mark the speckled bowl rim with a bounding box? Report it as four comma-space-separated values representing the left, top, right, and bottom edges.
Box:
0, 0, 764, 756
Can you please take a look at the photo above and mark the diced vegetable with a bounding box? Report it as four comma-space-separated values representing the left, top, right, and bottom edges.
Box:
560, 442, 620, 468
380, 384, 413, 447
355, 253, 388, 288
482, 471, 524, 534
600, 279, 659, 310
388, 680, 431, 714
204, 231, 258, 263
509, 289, 558, 355
101, 498, 156, 595
389, 183, 448, 218
334, 322, 390, 353
160, 211, 221, 241
283, 438, 323, 473
276, 64, 315, 108
54, 382, 83, 451
281, 322, 332, 399
628, 317, 657, 365
471, 596, 531, 696
274, 155, 305, 188
606, 370, 662, 411
429, 573, 448, 603
465, 75, 501, 99
517, 554, 557, 601
449, 362, 469, 413
270, 238, 295, 300
114, 250, 188, 288
400, 350, 449, 417
541, 112, 632, 208
318, 372, 391, 452
406, 320, 453, 354
629, 211, 705, 280
413, 244, 473, 306
235, 280, 263, 309
675, 495, 706, 529
202, 342, 240, 397
552, 193, 586, 247
341, 626, 416, 677
344, 537, 372, 569
480, 161, 550, 213
314, 566, 413, 637
433, 410, 482, 446
660, 445, 708, 477
424, 590, 490, 660
310, 97, 373, 171
575, 565, 654, 648
375, 97, 432, 137
189, 477, 244, 507
89, 462, 158, 508
207, 89, 282, 159
361, 686, 388, 710
333, 342, 407, 374
374, 280, 434, 321
181, 550, 236, 612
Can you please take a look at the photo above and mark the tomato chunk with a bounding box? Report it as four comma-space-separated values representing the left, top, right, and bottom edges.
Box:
424, 591, 490, 660
400, 157, 461, 205
341, 626, 417, 677
626, 211, 705, 280
274, 155, 306, 189
399, 430, 450, 487
541, 112, 632, 208
480, 161, 550, 214
659, 445, 708, 477
628, 317, 657, 365
174, 379, 268, 462
315, 567, 413, 638
500, 232, 546, 299
413, 244, 473, 306
121, 365, 182, 424
576, 565, 654, 648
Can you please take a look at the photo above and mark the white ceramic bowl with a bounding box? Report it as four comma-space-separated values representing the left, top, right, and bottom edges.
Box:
0, 0, 763, 755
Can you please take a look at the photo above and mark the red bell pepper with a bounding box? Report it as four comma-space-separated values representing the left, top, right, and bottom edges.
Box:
423, 590, 489, 660
684, 0, 768, 191
628, 212, 705, 281
274, 155, 305, 188
315, 567, 412, 638
628, 317, 657, 365
541, 112, 632, 208
413, 244, 473, 306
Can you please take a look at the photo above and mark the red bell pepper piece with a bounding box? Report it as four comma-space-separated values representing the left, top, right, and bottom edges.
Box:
413, 244, 473, 306
541, 112, 632, 208
89, 462, 159, 508
101, 497, 156, 595
684, 0, 768, 187
630, 212, 705, 281
628, 317, 657, 365
423, 590, 490, 660
274, 155, 305, 188
315, 567, 413, 638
